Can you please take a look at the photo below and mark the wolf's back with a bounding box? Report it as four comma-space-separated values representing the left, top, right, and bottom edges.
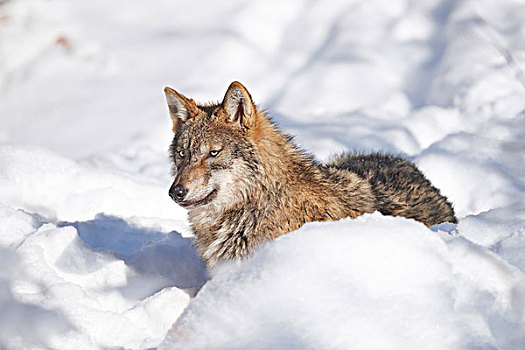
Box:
327, 153, 457, 226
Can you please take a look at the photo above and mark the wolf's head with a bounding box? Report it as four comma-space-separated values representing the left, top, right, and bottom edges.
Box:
165, 81, 264, 209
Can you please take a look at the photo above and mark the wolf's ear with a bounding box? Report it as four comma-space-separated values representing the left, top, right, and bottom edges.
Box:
164, 87, 197, 132
221, 81, 256, 129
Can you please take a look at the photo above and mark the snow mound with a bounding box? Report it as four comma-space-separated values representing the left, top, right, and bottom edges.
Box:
0, 201, 205, 348
162, 214, 525, 349
0, 145, 184, 222
0, 147, 207, 348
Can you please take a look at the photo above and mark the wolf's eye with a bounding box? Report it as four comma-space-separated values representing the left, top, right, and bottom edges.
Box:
209, 150, 221, 157
177, 150, 185, 158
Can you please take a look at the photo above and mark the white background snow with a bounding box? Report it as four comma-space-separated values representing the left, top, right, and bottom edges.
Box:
1, 0, 525, 348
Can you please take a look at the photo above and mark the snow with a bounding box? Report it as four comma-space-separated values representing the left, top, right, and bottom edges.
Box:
163, 215, 525, 349
1, 0, 525, 348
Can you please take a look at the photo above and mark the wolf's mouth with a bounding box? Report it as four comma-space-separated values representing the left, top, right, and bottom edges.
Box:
179, 188, 218, 208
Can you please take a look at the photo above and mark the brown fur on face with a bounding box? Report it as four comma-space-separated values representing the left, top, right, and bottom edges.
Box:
165, 82, 457, 267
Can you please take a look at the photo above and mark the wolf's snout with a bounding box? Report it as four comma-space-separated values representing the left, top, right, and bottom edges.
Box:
169, 184, 188, 202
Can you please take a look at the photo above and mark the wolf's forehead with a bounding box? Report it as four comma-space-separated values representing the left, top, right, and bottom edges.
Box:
177, 120, 229, 146
177, 127, 204, 146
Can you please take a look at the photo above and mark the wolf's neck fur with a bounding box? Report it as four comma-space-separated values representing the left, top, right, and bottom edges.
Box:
251, 115, 375, 221
189, 114, 376, 267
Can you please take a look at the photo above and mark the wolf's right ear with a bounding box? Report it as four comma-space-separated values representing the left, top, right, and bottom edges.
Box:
164, 87, 197, 132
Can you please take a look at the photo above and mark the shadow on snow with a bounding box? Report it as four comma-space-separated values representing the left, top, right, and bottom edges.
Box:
58, 214, 208, 299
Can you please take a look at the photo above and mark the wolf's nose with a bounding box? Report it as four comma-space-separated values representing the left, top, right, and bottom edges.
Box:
169, 185, 188, 202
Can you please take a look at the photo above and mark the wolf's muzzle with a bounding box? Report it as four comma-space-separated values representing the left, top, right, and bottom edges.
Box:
169, 184, 188, 202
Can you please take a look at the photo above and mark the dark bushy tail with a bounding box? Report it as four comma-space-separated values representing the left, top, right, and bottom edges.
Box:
327, 153, 457, 226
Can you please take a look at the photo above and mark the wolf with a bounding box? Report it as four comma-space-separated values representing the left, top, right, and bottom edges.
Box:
165, 81, 457, 268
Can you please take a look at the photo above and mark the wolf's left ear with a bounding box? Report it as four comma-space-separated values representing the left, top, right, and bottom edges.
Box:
164, 87, 198, 132
222, 81, 256, 129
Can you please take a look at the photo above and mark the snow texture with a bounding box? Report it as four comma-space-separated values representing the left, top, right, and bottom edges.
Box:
1, 0, 525, 349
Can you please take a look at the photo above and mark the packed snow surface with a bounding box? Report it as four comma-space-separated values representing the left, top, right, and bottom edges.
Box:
1, 0, 525, 348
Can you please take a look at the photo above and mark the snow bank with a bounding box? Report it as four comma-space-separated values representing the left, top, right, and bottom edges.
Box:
162, 214, 525, 349
0, 147, 206, 348
0, 145, 185, 222
0, 201, 205, 348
